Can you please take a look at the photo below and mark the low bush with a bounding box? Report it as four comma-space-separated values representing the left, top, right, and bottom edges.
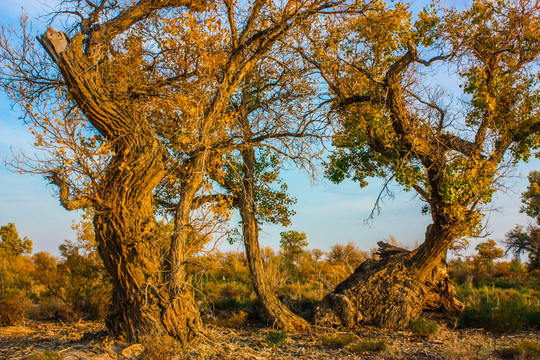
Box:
496, 340, 540, 359
214, 310, 249, 328
0, 291, 32, 326
457, 287, 540, 332
76, 289, 110, 321
198, 280, 254, 310
38, 297, 78, 322
350, 339, 388, 354
266, 329, 288, 346
408, 317, 440, 337
320, 333, 356, 349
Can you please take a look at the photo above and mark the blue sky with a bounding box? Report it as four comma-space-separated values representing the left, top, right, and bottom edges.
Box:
0, 0, 538, 256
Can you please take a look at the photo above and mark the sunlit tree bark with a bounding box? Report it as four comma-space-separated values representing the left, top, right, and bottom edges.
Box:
1, 0, 347, 341
37, 2, 205, 341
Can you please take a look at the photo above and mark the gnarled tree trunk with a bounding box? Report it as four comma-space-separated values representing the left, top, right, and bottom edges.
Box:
313, 224, 464, 329
39, 29, 201, 345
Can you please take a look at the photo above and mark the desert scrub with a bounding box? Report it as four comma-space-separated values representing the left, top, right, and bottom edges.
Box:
214, 310, 248, 328
266, 329, 288, 346
140, 334, 182, 359
320, 333, 356, 349
37, 297, 78, 323
440, 333, 493, 360
350, 338, 388, 354
496, 340, 540, 359
279, 281, 324, 305
198, 280, 255, 310
408, 317, 440, 337
0, 290, 32, 326
457, 286, 540, 332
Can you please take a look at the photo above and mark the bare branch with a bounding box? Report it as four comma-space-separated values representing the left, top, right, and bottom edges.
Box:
47, 172, 93, 211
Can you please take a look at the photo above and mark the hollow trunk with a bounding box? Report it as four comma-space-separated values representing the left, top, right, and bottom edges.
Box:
239, 147, 310, 330
313, 224, 463, 329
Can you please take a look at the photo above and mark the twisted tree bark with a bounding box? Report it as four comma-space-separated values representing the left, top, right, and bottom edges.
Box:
313, 230, 464, 329
39, 28, 201, 345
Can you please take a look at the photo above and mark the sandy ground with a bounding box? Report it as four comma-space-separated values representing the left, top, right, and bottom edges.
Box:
0, 320, 539, 359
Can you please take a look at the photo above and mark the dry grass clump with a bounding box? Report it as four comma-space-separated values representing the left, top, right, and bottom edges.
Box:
27, 351, 65, 360
496, 340, 540, 359
320, 332, 356, 349
140, 333, 183, 360
350, 338, 389, 354
440, 333, 493, 360
213, 310, 249, 328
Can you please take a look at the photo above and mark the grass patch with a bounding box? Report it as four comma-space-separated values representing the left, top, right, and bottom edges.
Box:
457, 287, 540, 332
350, 339, 388, 354
265, 330, 288, 346
408, 317, 440, 337
496, 340, 540, 359
440, 334, 493, 360
320, 333, 356, 349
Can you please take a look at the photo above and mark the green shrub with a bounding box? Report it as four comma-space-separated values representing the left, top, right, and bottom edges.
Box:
408, 317, 440, 337
458, 287, 540, 332
320, 333, 356, 349
279, 281, 324, 305
350, 339, 388, 354
496, 340, 540, 359
198, 280, 254, 310
266, 330, 288, 346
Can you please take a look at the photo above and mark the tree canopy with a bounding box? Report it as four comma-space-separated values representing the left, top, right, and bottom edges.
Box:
292, 0, 540, 279
0, 223, 32, 258
2, 0, 540, 342
0, 0, 349, 342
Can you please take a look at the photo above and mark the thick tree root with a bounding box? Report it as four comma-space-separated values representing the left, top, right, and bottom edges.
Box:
313, 242, 464, 329
250, 295, 311, 331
